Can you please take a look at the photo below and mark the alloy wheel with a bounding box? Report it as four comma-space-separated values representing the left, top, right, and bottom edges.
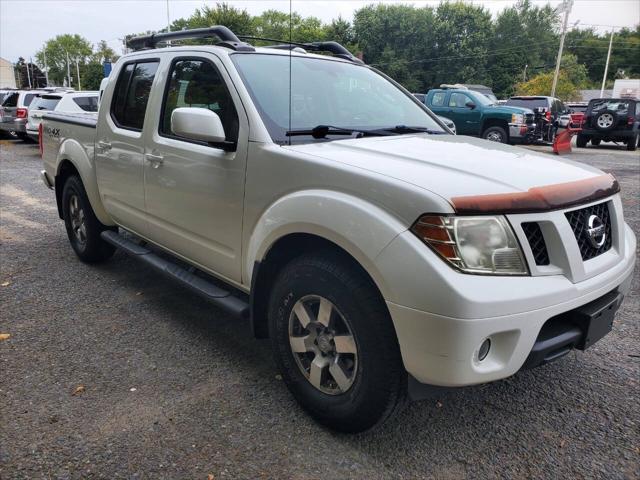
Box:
69, 194, 87, 246
597, 113, 614, 129
288, 295, 358, 395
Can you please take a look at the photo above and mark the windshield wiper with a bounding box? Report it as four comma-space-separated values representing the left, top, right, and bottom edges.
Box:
375, 125, 449, 135
285, 124, 390, 139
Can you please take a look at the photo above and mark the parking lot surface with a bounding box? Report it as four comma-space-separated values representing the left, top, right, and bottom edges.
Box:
1, 139, 638, 479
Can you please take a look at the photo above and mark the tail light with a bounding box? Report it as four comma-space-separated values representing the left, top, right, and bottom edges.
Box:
628, 116, 635, 126
545, 110, 551, 121
38, 123, 44, 157
16, 108, 28, 119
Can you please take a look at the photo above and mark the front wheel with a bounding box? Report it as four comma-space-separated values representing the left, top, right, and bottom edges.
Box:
482, 126, 508, 143
268, 252, 406, 432
62, 175, 115, 263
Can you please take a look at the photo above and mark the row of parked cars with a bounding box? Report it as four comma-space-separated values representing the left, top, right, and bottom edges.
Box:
0, 88, 99, 142
413, 84, 639, 151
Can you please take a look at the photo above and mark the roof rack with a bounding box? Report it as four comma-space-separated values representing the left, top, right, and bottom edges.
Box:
127, 26, 255, 51
238, 36, 363, 64
440, 83, 468, 90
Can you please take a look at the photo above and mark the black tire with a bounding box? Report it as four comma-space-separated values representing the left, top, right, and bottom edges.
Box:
627, 135, 638, 151
576, 134, 588, 148
16, 132, 29, 141
591, 138, 601, 146
268, 252, 406, 433
61, 175, 115, 263
482, 126, 508, 143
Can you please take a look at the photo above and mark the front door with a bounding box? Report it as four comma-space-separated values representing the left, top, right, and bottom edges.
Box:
95, 60, 160, 236
447, 92, 481, 135
142, 54, 248, 283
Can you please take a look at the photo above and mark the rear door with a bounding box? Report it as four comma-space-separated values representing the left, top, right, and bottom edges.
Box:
95, 58, 160, 236
141, 53, 249, 282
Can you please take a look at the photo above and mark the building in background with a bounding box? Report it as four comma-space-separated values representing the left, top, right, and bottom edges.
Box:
0, 57, 17, 89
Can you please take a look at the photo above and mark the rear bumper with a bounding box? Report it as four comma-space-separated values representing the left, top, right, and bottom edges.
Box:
580, 126, 638, 140
0, 120, 26, 133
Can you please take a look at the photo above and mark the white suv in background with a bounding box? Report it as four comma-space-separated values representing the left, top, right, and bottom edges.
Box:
27, 91, 99, 141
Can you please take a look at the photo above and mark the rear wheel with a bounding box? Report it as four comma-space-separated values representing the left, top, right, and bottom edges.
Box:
62, 175, 115, 263
576, 134, 588, 148
591, 138, 601, 146
268, 252, 406, 432
627, 134, 638, 151
482, 126, 508, 143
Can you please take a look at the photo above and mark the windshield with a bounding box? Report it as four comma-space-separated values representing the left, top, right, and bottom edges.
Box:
471, 93, 495, 106
231, 53, 444, 144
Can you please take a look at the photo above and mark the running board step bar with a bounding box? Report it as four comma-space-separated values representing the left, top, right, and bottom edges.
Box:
100, 230, 249, 319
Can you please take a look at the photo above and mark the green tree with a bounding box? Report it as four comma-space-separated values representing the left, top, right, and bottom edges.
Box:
81, 62, 107, 90
515, 54, 588, 100
92, 40, 118, 64
35, 34, 93, 87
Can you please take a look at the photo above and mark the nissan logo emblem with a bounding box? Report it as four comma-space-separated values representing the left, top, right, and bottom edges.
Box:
585, 214, 606, 249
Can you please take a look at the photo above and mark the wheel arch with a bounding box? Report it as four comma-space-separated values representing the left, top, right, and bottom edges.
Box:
245, 190, 410, 338
481, 117, 509, 136
54, 140, 114, 225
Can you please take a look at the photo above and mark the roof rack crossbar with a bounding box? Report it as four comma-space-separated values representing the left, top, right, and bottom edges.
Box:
238, 36, 363, 64
127, 26, 255, 52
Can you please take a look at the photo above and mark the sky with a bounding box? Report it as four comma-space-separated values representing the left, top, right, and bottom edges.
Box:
1, 0, 639, 63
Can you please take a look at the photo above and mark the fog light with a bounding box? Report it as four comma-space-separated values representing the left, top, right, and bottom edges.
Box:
478, 338, 491, 361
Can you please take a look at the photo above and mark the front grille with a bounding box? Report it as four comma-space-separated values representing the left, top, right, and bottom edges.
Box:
522, 222, 550, 265
565, 202, 612, 261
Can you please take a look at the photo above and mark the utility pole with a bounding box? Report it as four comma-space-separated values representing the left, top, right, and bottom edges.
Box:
523, 64, 528, 82
66, 51, 72, 88
26, 59, 32, 88
76, 59, 81, 91
43, 49, 49, 86
166, 0, 171, 46
600, 28, 615, 97
551, 0, 573, 98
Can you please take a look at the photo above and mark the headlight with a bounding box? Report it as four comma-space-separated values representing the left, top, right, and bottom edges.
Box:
511, 113, 525, 124
411, 215, 529, 275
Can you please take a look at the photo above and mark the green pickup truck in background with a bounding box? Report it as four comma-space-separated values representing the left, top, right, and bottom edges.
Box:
422, 86, 534, 144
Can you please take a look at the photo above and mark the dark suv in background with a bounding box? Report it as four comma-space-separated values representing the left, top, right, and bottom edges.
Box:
505, 96, 570, 142
577, 98, 639, 151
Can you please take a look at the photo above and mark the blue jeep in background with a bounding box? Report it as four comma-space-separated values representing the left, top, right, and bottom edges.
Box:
421, 86, 535, 144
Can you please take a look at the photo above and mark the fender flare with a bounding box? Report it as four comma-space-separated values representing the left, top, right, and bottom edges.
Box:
245, 189, 411, 300
55, 139, 114, 226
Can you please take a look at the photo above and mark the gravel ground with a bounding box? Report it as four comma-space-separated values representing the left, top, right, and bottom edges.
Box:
1, 138, 638, 479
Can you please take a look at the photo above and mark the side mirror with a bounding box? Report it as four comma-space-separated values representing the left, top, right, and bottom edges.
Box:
171, 107, 234, 150
465, 101, 476, 109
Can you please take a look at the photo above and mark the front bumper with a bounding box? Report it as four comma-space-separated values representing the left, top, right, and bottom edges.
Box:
509, 123, 536, 142
378, 221, 636, 387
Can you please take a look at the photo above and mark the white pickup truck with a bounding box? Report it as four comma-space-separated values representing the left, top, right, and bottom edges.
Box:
41, 27, 636, 433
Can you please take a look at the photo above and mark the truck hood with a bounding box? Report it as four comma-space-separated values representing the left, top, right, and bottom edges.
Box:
485, 104, 534, 115
286, 134, 604, 203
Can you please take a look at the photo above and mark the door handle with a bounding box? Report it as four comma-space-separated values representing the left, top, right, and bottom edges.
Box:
97, 140, 112, 152
145, 153, 164, 168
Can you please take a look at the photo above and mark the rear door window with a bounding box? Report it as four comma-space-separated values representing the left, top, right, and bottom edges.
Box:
111, 60, 159, 131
